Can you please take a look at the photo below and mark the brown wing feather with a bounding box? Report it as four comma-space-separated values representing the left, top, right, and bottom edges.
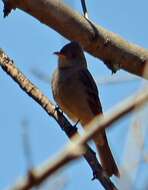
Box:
79, 69, 102, 115
79, 69, 119, 177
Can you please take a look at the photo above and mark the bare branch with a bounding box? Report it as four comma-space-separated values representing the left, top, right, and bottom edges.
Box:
21, 119, 34, 172
0, 49, 117, 189
10, 142, 85, 190
2, 0, 148, 78
31, 67, 139, 86
1, 49, 148, 190
10, 86, 148, 190
72, 89, 148, 148
7, 62, 148, 190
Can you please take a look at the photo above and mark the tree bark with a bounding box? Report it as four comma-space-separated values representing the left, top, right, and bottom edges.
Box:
2, 0, 148, 79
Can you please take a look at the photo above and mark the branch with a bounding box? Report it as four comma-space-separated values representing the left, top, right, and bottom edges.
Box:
81, 0, 89, 19
10, 142, 85, 190
0, 50, 117, 190
2, 0, 148, 79
4, 53, 148, 190
74, 88, 148, 146
30, 67, 139, 85
10, 89, 148, 190
10, 86, 148, 190
1, 49, 148, 190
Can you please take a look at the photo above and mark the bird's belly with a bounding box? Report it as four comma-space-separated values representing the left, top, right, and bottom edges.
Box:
54, 81, 94, 124
54, 83, 78, 122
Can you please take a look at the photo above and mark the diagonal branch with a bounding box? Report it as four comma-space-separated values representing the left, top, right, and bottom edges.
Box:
0, 47, 148, 190
0, 49, 117, 190
1, 48, 148, 190
10, 86, 148, 190
74, 88, 148, 145
2, 0, 148, 79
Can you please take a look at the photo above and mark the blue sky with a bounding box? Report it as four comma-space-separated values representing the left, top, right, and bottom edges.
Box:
0, 0, 148, 189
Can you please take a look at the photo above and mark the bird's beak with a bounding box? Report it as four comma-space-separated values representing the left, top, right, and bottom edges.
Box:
53, 52, 65, 58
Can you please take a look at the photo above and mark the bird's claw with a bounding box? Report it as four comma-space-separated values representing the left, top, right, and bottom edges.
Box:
73, 119, 80, 128
54, 105, 63, 114
91, 172, 97, 180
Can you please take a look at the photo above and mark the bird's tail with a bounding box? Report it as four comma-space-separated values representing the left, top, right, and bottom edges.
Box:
94, 131, 119, 177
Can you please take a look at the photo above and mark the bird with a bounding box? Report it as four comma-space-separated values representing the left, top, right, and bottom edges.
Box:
51, 41, 119, 177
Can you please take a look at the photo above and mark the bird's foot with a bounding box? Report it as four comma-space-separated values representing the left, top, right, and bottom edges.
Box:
92, 169, 109, 181
91, 173, 96, 181
54, 105, 63, 114
67, 120, 79, 135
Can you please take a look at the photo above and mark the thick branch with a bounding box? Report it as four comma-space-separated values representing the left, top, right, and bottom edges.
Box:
2, 0, 148, 78
0, 49, 117, 190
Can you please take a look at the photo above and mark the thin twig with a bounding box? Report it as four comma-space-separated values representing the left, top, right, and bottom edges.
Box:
0, 50, 117, 190
80, 0, 89, 19
21, 119, 34, 172
31, 68, 139, 86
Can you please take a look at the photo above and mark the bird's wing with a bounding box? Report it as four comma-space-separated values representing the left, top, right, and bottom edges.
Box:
78, 68, 103, 115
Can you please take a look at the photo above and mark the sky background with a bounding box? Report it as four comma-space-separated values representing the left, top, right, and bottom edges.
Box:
0, 0, 148, 189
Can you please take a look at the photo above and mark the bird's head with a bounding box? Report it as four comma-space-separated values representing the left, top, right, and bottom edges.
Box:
54, 41, 87, 69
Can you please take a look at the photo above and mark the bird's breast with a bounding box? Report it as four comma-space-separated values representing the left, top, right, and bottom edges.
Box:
51, 69, 79, 121
51, 68, 96, 124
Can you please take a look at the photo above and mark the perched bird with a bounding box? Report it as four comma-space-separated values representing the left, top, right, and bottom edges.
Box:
51, 41, 119, 177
